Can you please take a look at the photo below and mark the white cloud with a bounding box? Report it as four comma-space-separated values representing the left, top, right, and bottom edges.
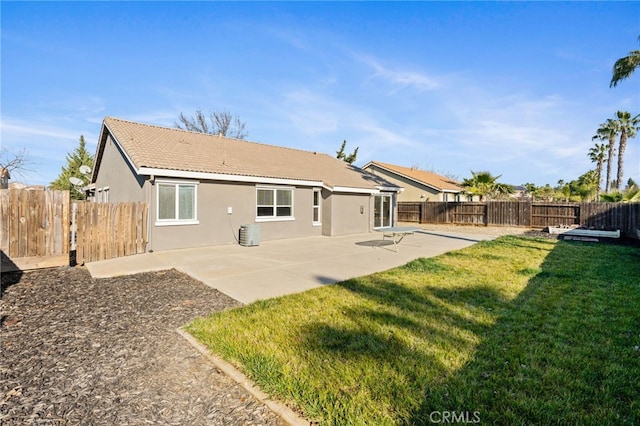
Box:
355, 53, 441, 92
1, 120, 81, 141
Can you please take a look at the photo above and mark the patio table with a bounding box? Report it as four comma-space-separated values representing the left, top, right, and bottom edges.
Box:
375, 226, 422, 252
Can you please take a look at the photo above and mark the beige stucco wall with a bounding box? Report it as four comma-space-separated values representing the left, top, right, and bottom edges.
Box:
93, 135, 147, 202
365, 165, 463, 202
149, 181, 327, 251
147, 183, 396, 251
322, 192, 372, 236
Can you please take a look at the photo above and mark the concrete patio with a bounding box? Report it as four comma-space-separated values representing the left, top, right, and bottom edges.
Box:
86, 229, 496, 304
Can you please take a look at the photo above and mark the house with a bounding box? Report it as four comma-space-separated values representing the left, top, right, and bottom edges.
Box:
510, 185, 529, 199
362, 161, 470, 202
90, 117, 401, 252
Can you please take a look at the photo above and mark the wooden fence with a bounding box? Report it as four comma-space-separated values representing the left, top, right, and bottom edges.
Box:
398, 201, 640, 238
1, 189, 148, 271
1, 189, 70, 271
74, 201, 148, 265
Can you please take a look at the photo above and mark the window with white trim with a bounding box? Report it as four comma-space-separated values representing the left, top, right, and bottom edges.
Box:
312, 189, 321, 225
256, 187, 294, 220
156, 182, 198, 225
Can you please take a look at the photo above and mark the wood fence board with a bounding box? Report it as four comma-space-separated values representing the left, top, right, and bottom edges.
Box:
36, 191, 46, 256
17, 190, 28, 257
8, 191, 19, 258
44, 191, 54, 255
1, 254, 69, 272
1, 189, 70, 267
51, 191, 64, 256
1, 190, 10, 253
90, 204, 98, 263
73, 201, 148, 264
61, 191, 70, 254
398, 200, 639, 238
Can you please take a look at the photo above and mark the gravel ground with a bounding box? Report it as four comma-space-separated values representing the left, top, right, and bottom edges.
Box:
1, 267, 286, 426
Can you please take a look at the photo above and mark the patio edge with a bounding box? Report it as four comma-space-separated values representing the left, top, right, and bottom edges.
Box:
176, 327, 310, 426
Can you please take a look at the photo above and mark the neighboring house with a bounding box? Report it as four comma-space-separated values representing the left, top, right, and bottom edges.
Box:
90, 117, 401, 252
362, 161, 471, 202
510, 185, 529, 199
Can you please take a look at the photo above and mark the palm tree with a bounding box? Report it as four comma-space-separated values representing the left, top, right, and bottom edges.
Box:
588, 143, 607, 200
614, 111, 640, 189
600, 185, 640, 202
592, 119, 619, 192
610, 36, 640, 88
461, 171, 514, 201
556, 180, 571, 202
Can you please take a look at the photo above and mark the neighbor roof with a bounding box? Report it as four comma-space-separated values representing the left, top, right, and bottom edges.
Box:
93, 117, 398, 193
363, 161, 464, 192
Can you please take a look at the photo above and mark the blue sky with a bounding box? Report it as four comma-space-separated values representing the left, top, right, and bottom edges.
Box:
2, 1, 639, 188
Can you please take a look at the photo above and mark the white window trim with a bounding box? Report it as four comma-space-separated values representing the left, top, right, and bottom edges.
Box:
155, 180, 199, 226
373, 193, 393, 229
312, 188, 322, 226
255, 186, 295, 222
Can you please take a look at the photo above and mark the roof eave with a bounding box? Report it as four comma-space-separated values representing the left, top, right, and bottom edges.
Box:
92, 119, 142, 184
364, 161, 462, 193
138, 167, 325, 187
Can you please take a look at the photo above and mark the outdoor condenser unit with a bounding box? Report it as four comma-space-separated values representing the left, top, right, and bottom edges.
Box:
239, 224, 260, 247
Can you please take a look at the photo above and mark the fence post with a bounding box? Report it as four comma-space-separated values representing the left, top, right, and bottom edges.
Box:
70, 202, 77, 251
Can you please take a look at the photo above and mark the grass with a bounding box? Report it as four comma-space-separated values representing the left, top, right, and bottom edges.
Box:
185, 236, 640, 425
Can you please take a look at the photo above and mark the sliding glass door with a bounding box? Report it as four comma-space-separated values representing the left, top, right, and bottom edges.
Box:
374, 194, 392, 228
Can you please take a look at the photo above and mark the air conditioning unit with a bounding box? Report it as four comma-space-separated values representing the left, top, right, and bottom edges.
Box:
239, 224, 260, 247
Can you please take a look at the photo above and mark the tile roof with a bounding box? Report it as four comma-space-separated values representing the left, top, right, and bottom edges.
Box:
366, 161, 464, 192
97, 117, 397, 191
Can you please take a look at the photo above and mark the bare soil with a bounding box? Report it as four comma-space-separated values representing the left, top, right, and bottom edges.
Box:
1, 267, 286, 426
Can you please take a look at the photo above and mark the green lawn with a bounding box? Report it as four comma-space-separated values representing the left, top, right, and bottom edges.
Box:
185, 236, 640, 425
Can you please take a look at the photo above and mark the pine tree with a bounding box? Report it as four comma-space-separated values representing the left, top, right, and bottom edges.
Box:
336, 140, 359, 164
50, 135, 94, 200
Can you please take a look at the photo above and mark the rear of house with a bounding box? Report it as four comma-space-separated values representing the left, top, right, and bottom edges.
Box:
90, 117, 401, 252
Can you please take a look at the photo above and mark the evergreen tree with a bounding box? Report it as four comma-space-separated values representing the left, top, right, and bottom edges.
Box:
50, 135, 94, 200
336, 140, 359, 164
